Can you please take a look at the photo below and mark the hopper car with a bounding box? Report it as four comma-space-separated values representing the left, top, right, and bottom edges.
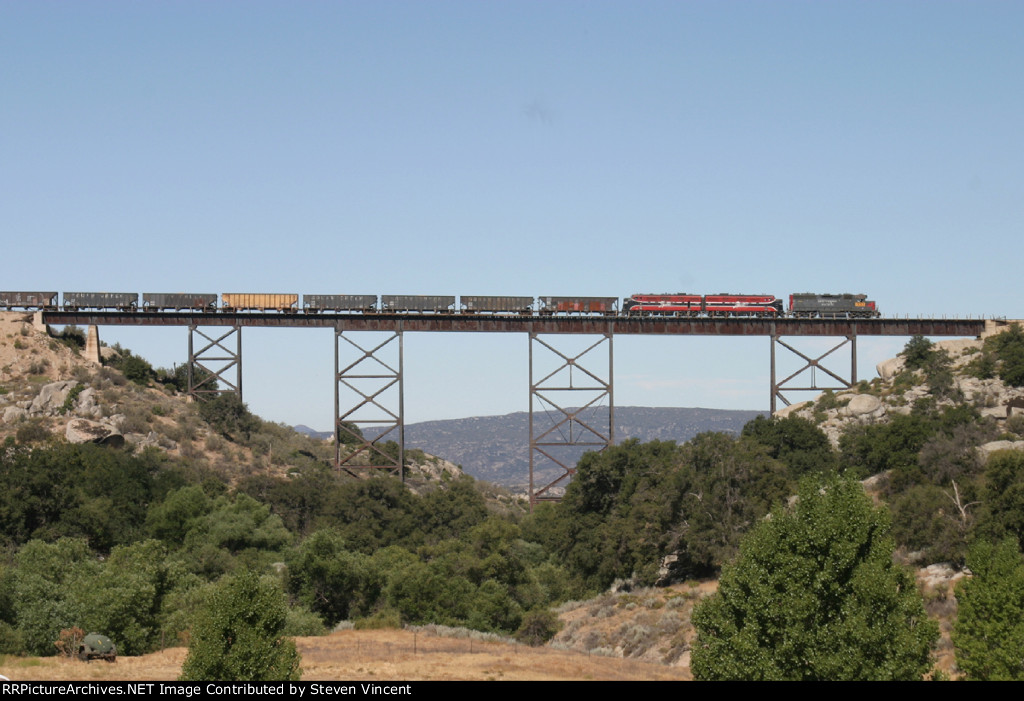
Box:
62, 292, 138, 311
0, 291, 57, 309
381, 295, 456, 313
303, 294, 378, 313
142, 293, 218, 311
538, 296, 618, 315
461, 296, 535, 314
221, 293, 298, 312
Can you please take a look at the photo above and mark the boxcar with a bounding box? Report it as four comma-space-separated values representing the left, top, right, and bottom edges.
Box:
0, 292, 57, 310
142, 293, 219, 311
537, 296, 618, 315
789, 293, 879, 318
303, 294, 378, 313
460, 296, 535, 314
380, 295, 455, 313
221, 293, 299, 312
63, 292, 138, 310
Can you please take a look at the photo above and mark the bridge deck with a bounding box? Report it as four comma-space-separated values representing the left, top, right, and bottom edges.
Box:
41, 311, 990, 336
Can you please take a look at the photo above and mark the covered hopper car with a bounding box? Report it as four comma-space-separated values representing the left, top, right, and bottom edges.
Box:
221, 293, 298, 312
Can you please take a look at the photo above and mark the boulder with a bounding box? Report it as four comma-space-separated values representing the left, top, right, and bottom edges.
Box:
29, 380, 77, 415
976, 440, 1024, 460
843, 394, 885, 419
774, 400, 812, 418
876, 356, 905, 380
2, 406, 27, 424
935, 338, 982, 357
65, 418, 125, 447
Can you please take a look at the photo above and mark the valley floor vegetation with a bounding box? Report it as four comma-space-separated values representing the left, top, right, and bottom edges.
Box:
1, 327, 1024, 679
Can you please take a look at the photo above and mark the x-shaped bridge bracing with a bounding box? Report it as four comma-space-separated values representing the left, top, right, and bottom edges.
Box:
529, 332, 614, 506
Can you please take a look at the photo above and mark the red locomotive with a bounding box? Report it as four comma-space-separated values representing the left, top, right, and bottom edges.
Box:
623, 293, 784, 317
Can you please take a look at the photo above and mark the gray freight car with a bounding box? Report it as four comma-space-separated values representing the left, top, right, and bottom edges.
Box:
63, 292, 138, 310
380, 295, 456, 313
789, 293, 879, 319
142, 293, 218, 311
0, 292, 58, 310
537, 296, 618, 315
460, 296, 535, 314
303, 294, 378, 313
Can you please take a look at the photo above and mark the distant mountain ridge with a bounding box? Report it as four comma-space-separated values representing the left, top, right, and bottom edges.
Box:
298, 406, 764, 488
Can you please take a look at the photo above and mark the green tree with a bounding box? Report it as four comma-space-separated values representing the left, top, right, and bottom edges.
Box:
953, 537, 1024, 680
12, 538, 98, 655
198, 394, 261, 441
901, 335, 935, 371
691, 475, 938, 680
285, 530, 382, 626
741, 414, 836, 479
179, 570, 301, 681
977, 450, 1024, 545
986, 323, 1024, 387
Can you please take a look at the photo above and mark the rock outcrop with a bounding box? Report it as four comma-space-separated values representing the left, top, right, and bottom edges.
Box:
66, 418, 125, 448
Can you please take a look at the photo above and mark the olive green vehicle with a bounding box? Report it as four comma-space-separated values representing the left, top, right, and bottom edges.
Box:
77, 633, 116, 662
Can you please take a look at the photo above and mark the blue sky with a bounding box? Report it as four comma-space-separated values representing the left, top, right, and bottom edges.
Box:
2, 2, 1021, 428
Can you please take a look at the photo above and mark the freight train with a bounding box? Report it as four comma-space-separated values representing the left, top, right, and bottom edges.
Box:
0, 291, 881, 318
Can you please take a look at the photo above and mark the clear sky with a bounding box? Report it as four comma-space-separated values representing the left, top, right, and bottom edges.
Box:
2, 1, 1021, 428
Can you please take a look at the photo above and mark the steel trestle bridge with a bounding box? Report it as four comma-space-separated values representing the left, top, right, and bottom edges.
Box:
40, 309, 996, 505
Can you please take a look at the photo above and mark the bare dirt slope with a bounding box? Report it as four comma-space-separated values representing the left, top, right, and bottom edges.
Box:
0, 629, 690, 681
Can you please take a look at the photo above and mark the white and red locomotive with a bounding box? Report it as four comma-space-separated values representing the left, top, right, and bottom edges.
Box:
623, 292, 879, 318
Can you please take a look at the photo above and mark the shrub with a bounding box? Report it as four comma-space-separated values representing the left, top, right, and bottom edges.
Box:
179, 570, 301, 681
15, 420, 50, 445
198, 394, 261, 441
514, 608, 561, 646
901, 335, 935, 371
953, 538, 1024, 680
691, 475, 938, 680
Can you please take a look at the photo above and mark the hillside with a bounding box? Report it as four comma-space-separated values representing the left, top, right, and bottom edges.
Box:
777, 330, 1024, 454
364, 406, 763, 488
0, 312, 473, 492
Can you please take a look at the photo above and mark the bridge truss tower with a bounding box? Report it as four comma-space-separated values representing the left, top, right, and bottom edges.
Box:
529, 330, 614, 507
334, 327, 405, 479
188, 325, 242, 401
770, 323, 857, 413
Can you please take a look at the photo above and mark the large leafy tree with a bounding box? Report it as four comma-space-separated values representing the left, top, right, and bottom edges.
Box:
953, 537, 1024, 680
179, 570, 300, 681
691, 475, 937, 680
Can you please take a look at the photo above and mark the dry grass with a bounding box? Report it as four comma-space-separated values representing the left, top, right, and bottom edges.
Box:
0, 630, 691, 681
